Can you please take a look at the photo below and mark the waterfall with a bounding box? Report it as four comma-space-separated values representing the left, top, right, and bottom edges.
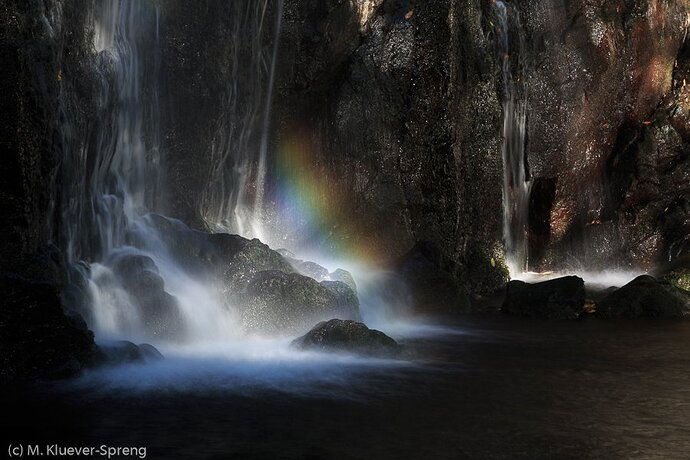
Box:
495, 0, 531, 274
61, 0, 237, 343
200, 0, 284, 241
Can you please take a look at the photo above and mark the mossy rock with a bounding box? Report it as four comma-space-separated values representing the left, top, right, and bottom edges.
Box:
663, 268, 690, 293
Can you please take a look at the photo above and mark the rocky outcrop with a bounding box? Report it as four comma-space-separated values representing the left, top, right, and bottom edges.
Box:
595, 275, 690, 319
0, 0, 101, 382
240, 271, 359, 334
0, 275, 97, 383
291, 319, 399, 356
502, 276, 586, 319
269, 0, 508, 295
518, 0, 690, 271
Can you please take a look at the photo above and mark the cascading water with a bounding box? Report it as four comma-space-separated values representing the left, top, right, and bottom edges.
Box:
200, 1, 284, 241
495, 0, 531, 275
61, 0, 237, 344
57, 0, 410, 359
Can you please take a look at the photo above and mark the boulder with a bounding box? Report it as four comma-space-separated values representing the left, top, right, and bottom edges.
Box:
209, 233, 295, 290
595, 275, 690, 319
98, 341, 164, 365
239, 271, 360, 334
502, 276, 585, 320
329, 268, 357, 292
109, 253, 185, 339
291, 319, 399, 356
142, 214, 294, 290
296, 261, 329, 281
396, 241, 469, 314
320, 281, 360, 316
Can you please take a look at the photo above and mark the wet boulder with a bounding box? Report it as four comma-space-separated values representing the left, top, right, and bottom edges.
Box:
208, 233, 295, 289
502, 276, 585, 320
98, 341, 164, 365
142, 214, 294, 290
239, 271, 360, 334
595, 275, 690, 319
110, 253, 185, 339
295, 261, 329, 281
396, 241, 469, 314
329, 268, 357, 292
291, 319, 399, 356
321, 281, 360, 316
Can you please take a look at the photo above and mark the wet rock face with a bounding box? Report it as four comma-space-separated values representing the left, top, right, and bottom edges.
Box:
596, 275, 690, 319
240, 271, 360, 334
396, 241, 470, 314
291, 319, 398, 356
0, 276, 97, 383
502, 276, 586, 320
272, 0, 508, 295
518, 0, 690, 270
0, 0, 100, 382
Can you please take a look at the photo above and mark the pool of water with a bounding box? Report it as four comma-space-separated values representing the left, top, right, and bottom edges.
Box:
4, 316, 690, 459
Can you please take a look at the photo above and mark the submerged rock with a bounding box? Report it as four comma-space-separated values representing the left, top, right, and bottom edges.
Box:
502, 276, 585, 320
240, 271, 360, 334
595, 275, 690, 319
397, 241, 469, 314
291, 319, 398, 356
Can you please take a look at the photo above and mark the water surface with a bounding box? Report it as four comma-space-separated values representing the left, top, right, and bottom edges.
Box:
5, 317, 690, 459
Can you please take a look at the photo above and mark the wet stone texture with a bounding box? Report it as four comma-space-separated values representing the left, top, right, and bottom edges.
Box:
517, 0, 690, 272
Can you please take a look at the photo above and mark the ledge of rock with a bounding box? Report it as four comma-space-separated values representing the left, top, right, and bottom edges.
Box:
595, 275, 690, 319
502, 276, 585, 320
291, 319, 399, 356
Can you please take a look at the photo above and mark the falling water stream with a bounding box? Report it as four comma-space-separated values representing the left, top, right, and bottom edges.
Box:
495, 0, 531, 275
200, 1, 284, 241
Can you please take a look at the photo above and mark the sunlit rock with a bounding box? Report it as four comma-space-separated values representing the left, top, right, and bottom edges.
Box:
295, 261, 329, 281
502, 276, 585, 320
239, 271, 360, 334
595, 275, 690, 319
291, 319, 398, 356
